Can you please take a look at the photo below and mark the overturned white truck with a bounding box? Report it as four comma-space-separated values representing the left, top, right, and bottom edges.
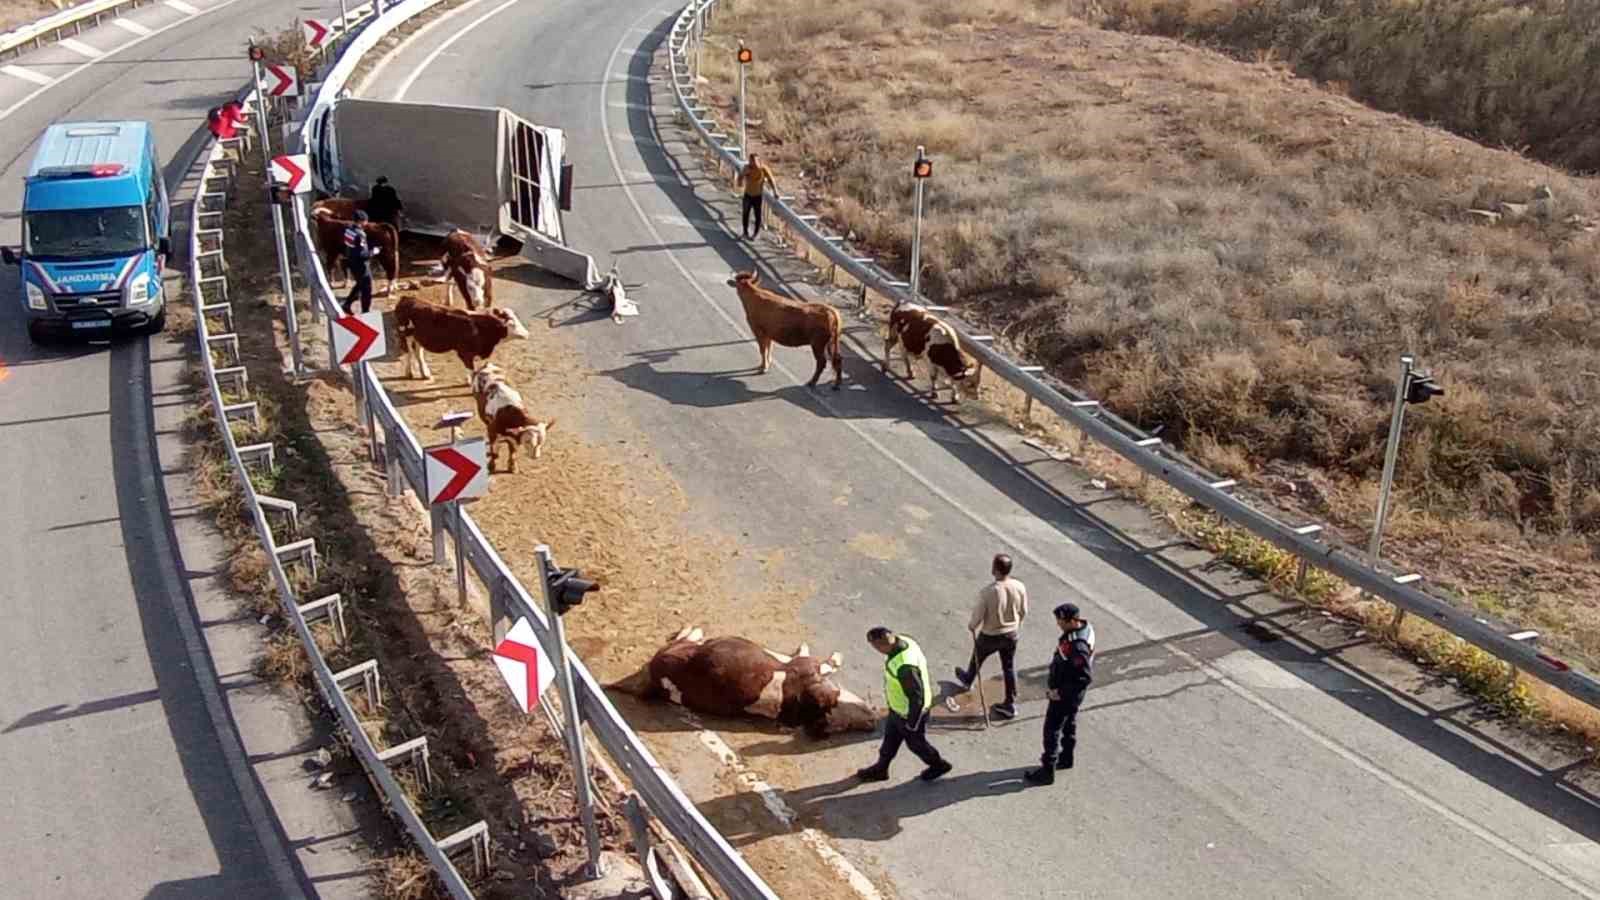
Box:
304, 97, 603, 289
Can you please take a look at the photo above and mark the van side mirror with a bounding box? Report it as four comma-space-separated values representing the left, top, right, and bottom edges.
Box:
157, 237, 172, 257
0, 247, 16, 266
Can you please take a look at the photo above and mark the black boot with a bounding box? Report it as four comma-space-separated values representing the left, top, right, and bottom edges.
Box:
920, 759, 953, 782
1024, 765, 1055, 786
1057, 756, 1074, 770
991, 702, 1017, 720
855, 764, 889, 783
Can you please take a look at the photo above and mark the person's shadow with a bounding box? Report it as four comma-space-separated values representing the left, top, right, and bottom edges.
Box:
699, 769, 1031, 844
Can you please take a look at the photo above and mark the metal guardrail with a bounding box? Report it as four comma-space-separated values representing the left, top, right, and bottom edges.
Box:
0, 0, 148, 59
283, 2, 782, 897
665, 0, 1600, 710
188, 100, 481, 896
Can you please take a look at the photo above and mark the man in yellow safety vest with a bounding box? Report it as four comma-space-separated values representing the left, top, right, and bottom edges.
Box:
856, 626, 952, 783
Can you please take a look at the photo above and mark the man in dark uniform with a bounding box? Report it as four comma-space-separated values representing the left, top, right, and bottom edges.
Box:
342, 211, 375, 315
856, 626, 953, 783
367, 176, 404, 229
1025, 602, 1095, 786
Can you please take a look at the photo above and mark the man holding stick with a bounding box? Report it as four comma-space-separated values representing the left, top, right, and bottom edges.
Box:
953, 553, 1028, 720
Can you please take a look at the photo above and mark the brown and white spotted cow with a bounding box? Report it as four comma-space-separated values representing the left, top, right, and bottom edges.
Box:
469, 363, 555, 472
610, 626, 876, 737
884, 304, 979, 402
393, 295, 529, 382
439, 228, 494, 310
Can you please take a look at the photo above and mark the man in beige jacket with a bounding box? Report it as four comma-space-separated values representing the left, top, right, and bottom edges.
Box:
954, 553, 1028, 719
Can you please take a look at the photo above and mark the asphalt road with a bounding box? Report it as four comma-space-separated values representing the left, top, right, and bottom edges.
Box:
380, 1, 1600, 897
0, 2, 355, 897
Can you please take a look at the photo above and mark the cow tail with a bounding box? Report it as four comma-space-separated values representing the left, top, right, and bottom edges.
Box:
829, 307, 843, 365
382, 223, 400, 280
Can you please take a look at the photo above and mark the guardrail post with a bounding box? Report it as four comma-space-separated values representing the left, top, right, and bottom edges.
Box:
537, 545, 605, 880
453, 502, 468, 608
431, 504, 447, 567
248, 55, 305, 378
385, 425, 403, 497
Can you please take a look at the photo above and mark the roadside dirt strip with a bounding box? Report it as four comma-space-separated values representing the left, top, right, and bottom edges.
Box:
215, 152, 632, 899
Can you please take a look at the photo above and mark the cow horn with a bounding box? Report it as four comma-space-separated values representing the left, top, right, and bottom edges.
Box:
827, 651, 842, 668
819, 662, 836, 676
794, 642, 810, 658
687, 627, 705, 643
672, 625, 697, 642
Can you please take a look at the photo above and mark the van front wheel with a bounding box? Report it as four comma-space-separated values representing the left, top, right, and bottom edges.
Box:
143, 308, 167, 335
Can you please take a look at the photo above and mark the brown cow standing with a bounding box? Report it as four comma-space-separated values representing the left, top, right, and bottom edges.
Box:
469, 363, 555, 472
312, 208, 401, 296
438, 228, 494, 310
725, 270, 843, 390
610, 626, 876, 737
311, 197, 365, 221
885, 304, 980, 402
393, 295, 529, 382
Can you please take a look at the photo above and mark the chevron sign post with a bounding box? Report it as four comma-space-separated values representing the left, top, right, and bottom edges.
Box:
260, 63, 300, 97
302, 18, 331, 49
425, 439, 488, 505
491, 618, 555, 713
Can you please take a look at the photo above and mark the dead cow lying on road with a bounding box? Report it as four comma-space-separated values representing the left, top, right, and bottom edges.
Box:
470, 363, 555, 472
885, 304, 979, 402
610, 626, 876, 737
439, 228, 494, 310
725, 270, 843, 390
393, 295, 529, 382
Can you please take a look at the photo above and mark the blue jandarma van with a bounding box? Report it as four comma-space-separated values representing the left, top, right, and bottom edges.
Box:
3, 121, 171, 342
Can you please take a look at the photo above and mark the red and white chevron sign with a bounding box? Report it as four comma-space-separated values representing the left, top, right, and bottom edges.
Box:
331, 311, 385, 365
268, 154, 310, 194
425, 438, 488, 505
260, 63, 299, 98
302, 18, 331, 48
491, 618, 555, 714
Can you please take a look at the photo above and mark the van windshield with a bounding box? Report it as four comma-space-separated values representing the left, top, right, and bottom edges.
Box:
24, 206, 148, 259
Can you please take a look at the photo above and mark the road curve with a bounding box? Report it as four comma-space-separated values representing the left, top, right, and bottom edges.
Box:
380, 2, 1600, 898
0, 2, 347, 897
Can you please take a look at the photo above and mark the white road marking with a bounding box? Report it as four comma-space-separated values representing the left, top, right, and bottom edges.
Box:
0, 0, 252, 124
164, 0, 199, 14
110, 17, 154, 36
597, 16, 1600, 900
0, 64, 53, 86
391, 0, 522, 101
57, 37, 105, 58
695, 727, 886, 900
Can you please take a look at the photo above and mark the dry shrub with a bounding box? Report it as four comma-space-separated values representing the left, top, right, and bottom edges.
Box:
375, 851, 436, 900
258, 631, 311, 685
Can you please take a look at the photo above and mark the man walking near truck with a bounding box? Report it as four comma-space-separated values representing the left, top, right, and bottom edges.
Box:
341, 211, 375, 315
954, 553, 1028, 720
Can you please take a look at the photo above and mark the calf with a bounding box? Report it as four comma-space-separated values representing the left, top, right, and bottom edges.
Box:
725, 270, 843, 390
393, 295, 530, 381
312, 208, 401, 296
439, 228, 494, 310
469, 363, 555, 472
885, 304, 979, 402
610, 626, 876, 737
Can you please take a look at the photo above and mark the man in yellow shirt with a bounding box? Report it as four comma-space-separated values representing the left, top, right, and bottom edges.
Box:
735, 153, 779, 240
856, 626, 952, 783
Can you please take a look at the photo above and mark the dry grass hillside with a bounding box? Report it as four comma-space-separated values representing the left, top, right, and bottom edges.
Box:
0, 1, 80, 33
699, 0, 1600, 673
1087, 0, 1600, 173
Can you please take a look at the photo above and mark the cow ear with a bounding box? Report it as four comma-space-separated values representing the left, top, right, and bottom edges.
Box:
818, 662, 836, 676
794, 642, 810, 658
543, 418, 557, 432
750, 270, 761, 285
827, 651, 842, 668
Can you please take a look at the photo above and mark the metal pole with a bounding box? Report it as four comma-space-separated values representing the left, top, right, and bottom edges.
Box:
1369, 354, 1414, 564
737, 42, 747, 158
251, 57, 304, 377
908, 145, 926, 305
298, 194, 320, 322
536, 545, 605, 880
453, 501, 467, 607
1372, 355, 1414, 631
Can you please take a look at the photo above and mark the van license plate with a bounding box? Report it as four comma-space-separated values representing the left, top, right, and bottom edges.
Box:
71, 320, 110, 330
